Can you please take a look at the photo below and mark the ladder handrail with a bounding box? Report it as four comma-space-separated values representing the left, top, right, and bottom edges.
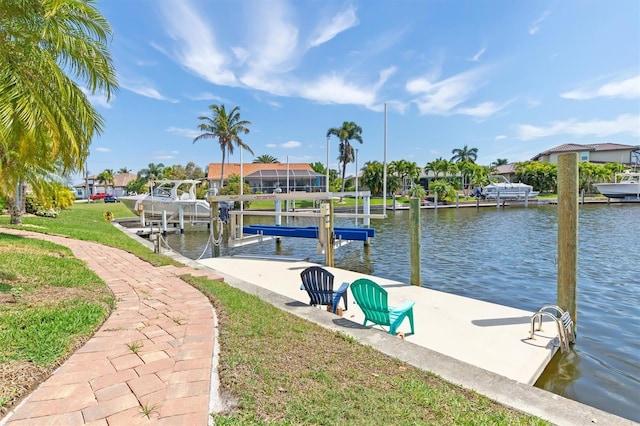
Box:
529, 305, 575, 353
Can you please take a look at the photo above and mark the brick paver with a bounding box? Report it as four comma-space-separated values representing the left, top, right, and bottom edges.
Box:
0, 229, 222, 425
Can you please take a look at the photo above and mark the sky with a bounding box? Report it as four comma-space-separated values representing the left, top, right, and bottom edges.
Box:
81, 0, 640, 182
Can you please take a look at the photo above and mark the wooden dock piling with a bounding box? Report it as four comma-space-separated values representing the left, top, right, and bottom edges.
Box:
410, 198, 421, 286
557, 153, 578, 329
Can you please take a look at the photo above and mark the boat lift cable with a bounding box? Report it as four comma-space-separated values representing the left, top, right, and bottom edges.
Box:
195, 216, 224, 260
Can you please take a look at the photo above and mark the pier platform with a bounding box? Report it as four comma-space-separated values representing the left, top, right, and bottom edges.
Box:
196, 256, 558, 385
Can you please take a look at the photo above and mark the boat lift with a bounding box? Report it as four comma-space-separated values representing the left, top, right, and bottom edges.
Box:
206, 191, 382, 266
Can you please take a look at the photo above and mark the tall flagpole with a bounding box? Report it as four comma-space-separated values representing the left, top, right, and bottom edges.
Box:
383, 102, 387, 217
326, 136, 330, 192
240, 148, 243, 238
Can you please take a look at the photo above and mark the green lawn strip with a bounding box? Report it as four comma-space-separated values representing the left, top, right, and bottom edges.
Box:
0, 301, 107, 365
186, 275, 548, 425
0, 235, 114, 412
0, 202, 179, 267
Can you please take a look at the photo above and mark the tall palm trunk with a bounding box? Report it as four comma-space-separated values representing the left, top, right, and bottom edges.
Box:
340, 161, 348, 193
8, 180, 25, 225
219, 146, 226, 190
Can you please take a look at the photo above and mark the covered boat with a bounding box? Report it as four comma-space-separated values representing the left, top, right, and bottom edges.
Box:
474, 175, 539, 200
119, 180, 212, 220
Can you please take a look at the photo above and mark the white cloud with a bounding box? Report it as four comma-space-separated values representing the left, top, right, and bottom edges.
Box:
526, 97, 542, 109
95, 147, 111, 153
308, 6, 358, 48
516, 114, 640, 140
265, 140, 302, 149
561, 75, 640, 100
469, 45, 486, 62
82, 88, 112, 109
296, 67, 395, 107
495, 135, 507, 141
166, 127, 201, 139
529, 10, 552, 35
120, 79, 174, 102
407, 68, 488, 115
281, 141, 302, 148
159, 2, 237, 86
456, 101, 506, 118
188, 92, 231, 103
244, 0, 299, 75
156, 1, 390, 110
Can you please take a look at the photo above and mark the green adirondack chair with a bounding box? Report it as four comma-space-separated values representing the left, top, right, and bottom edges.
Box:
350, 278, 415, 335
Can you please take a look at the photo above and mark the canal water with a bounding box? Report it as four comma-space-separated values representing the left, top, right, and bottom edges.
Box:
164, 203, 640, 422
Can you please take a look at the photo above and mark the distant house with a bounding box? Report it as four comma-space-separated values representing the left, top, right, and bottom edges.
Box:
74, 172, 137, 200
531, 143, 640, 166
494, 163, 518, 182
206, 163, 326, 194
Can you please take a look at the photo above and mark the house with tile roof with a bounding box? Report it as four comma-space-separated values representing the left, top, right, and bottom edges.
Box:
206, 163, 326, 194
531, 143, 640, 166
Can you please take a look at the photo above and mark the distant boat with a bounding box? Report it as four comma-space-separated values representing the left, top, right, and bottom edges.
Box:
593, 171, 640, 199
474, 175, 539, 200
119, 180, 212, 220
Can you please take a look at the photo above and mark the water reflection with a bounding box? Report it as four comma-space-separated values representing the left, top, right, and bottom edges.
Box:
165, 204, 640, 422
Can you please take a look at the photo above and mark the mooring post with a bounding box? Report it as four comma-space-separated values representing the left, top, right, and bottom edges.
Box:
162, 210, 168, 236
275, 200, 282, 226
557, 153, 578, 330
363, 196, 371, 226
211, 201, 220, 258
179, 205, 185, 233
327, 202, 335, 267
410, 197, 421, 286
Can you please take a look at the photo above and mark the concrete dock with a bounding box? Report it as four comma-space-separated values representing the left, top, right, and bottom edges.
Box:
197, 256, 558, 385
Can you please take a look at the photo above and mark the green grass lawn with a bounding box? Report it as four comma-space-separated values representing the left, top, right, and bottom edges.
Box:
0, 202, 178, 267
0, 202, 548, 424
0, 234, 114, 411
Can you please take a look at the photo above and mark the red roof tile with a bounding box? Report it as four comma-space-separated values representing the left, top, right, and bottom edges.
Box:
206, 163, 314, 180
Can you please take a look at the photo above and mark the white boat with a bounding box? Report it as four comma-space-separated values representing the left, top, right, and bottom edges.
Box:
474, 175, 539, 200
593, 171, 640, 199
119, 180, 212, 220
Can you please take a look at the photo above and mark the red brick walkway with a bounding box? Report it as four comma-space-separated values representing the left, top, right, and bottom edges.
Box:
0, 229, 223, 425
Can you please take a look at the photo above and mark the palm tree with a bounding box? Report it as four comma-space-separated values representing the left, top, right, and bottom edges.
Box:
309, 162, 326, 175
96, 169, 114, 195
361, 161, 384, 196
0, 0, 118, 224
326, 121, 363, 194
118, 167, 131, 174
389, 160, 421, 194
194, 104, 253, 189
138, 163, 166, 181
493, 158, 508, 166
450, 145, 479, 163
253, 154, 279, 163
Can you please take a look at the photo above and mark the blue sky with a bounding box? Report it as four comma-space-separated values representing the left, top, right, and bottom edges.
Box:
83, 0, 640, 181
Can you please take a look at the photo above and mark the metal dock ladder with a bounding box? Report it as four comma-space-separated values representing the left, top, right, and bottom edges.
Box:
529, 305, 576, 353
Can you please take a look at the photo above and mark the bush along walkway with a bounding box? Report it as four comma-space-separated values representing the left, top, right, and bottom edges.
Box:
0, 229, 222, 425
